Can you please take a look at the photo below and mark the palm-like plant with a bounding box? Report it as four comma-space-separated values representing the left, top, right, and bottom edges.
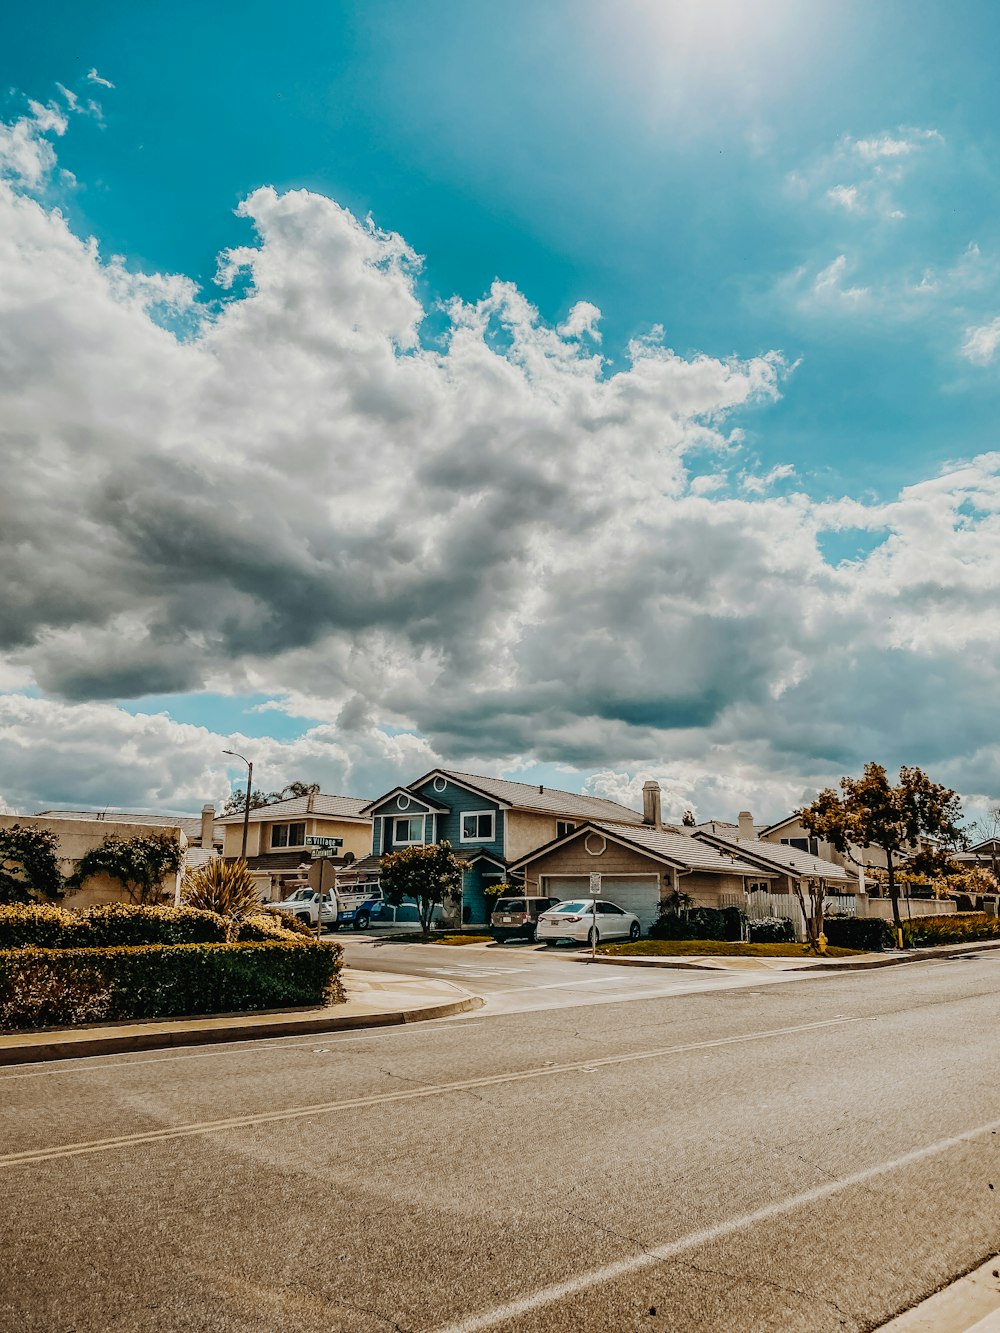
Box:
181, 858, 260, 923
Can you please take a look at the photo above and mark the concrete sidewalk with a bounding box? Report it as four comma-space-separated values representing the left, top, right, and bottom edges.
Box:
879, 1254, 1000, 1331
578, 936, 1000, 973
0, 968, 483, 1066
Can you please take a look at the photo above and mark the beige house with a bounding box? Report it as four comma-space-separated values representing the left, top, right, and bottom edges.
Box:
509, 819, 769, 931
1, 813, 187, 908
693, 826, 854, 896
219, 791, 372, 901
756, 811, 882, 884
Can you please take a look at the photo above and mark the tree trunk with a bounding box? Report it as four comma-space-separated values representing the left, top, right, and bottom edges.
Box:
887, 851, 904, 944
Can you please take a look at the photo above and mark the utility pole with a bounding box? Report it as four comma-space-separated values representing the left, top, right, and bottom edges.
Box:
222, 749, 253, 860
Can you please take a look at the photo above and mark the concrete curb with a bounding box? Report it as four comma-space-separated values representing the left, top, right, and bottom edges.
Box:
0, 992, 484, 1067
570, 937, 1000, 973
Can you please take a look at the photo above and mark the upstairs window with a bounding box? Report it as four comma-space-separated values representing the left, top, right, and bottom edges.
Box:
782, 836, 819, 856
461, 811, 495, 842
271, 822, 306, 848
556, 821, 576, 840
394, 816, 424, 845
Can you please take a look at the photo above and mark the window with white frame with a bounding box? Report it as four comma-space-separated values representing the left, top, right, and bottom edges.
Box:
460, 811, 495, 842
556, 820, 576, 840
393, 815, 424, 845
271, 822, 306, 848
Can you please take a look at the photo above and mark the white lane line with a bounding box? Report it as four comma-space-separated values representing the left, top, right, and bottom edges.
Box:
0, 1017, 860, 1167
431, 1116, 1000, 1333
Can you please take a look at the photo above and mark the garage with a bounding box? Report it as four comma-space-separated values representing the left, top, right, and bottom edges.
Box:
542, 874, 660, 933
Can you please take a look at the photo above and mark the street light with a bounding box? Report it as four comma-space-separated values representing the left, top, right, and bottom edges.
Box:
222, 749, 253, 860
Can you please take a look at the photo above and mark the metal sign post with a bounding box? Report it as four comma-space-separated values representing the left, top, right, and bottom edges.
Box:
589, 872, 602, 960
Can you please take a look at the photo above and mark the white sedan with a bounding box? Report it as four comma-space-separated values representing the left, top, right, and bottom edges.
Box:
536, 898, 641, 946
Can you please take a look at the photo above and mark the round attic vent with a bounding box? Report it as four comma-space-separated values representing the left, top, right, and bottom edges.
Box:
584, 833, 607, 857
397, 794, 411, 810
433, 776, 447, 793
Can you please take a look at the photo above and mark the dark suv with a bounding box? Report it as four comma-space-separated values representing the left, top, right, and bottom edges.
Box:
490, 896, 560, 943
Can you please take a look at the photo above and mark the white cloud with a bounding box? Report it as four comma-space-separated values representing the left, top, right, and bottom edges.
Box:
0, 99, 67, 189
1, 99, 1000, 821
87, 69, 115, 89
812, 254, 868, 302
961, 316, 1000, 366
558, 301, 603, 341
826, 184, 860, 211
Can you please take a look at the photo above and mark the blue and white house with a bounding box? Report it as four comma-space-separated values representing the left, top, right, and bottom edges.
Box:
355, 769, 645, 924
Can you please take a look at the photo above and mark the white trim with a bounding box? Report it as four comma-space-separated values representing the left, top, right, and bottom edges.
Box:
584, 832, 607, 857
412, 770, 514, 809
432, 776, 447, 793
397, 793, 411, 811
460, 810, 496, 843
393, 815, 424, 846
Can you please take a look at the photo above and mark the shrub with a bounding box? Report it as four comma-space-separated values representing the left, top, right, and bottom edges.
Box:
181, 858, 261, 920
902, 913, 1000, 948
236, 909, 301, 942
823, 917, 896, 951
748, 916, 794, 944
0, 903, 84, 949
0, 903, 228, 949
82, 904, 227, 947
277, 911, 315, 938
0, 940, 344, 1030
649, 905, 745, 941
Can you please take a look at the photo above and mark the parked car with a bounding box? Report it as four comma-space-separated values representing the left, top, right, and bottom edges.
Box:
271, 887, 337, 928
491, 896, 560, 943
536, 898, 641, 946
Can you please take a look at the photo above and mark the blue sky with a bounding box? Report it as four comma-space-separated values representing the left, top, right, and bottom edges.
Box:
3, 1, 1000, 820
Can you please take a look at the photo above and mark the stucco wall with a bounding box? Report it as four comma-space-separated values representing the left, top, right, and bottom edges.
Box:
0, 814, 186, 907
504, 810, 578, 863
221, 815, 371, 861
760, 818, 883, 874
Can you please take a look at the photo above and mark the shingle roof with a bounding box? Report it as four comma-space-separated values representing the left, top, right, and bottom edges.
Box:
591, 823, 770, 875
416, 769, 645, 823
217, 793, 372, 825
695, 832, 852, 881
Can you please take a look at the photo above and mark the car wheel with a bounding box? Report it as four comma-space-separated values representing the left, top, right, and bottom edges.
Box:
297, 913, 312, 925
354, 913, 370, 931
525, 924, 537, 943
629, 922, 641, 941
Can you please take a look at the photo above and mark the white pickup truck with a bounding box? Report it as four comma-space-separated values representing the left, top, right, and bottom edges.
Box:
271, 887, 337, 928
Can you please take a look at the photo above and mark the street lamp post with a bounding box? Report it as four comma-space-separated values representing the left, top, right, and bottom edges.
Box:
222, 749, 253, 860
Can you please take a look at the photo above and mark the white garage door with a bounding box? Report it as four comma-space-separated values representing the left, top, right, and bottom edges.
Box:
542, 875, 660, 933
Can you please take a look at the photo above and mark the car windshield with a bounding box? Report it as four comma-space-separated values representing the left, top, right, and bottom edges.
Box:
552, 901, 590, 913
287, 888, 313, 901
496, 900, 525, 913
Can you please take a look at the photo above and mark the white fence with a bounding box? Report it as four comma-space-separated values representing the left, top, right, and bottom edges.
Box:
721, 890, 957, 942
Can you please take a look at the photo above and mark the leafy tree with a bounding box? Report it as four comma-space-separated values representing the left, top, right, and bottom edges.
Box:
67, 834, 184, 905
221, 780, 321, 816
0, 824, 62, 904
222, 787, 272, 816
380, 841, 464, 936
800, 763, 965, 944
681, 810, 696, 828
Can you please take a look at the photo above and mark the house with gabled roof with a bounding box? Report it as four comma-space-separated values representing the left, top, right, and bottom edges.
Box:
508, 818, 772, 931
693, 827, 854, 895
356, 768, 646, 924
218, 790, 373, 899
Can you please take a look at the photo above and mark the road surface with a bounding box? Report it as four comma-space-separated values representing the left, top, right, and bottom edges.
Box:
2, 947, 1000, 1331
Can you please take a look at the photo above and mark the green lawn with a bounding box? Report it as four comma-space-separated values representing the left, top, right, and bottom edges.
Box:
596, 939, 862, 958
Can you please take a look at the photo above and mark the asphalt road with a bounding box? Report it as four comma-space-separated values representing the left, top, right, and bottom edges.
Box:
3, 950, 1000, 1332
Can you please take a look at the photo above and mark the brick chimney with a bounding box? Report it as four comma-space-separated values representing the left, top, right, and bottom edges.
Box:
737, 810, 755, 840
642, 781, 662, 829
200, 803, 216, 850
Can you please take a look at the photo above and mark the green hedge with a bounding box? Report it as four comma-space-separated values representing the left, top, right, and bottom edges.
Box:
0, 940, 344, 1030
0, 903, 263, 948
901, 913, 1000, 948
650, 906, 745, 941
824, 917, 896, 951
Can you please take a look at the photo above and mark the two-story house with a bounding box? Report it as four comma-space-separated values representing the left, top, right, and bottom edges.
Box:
355, 769, 647, 924
219, 790, 373, 900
